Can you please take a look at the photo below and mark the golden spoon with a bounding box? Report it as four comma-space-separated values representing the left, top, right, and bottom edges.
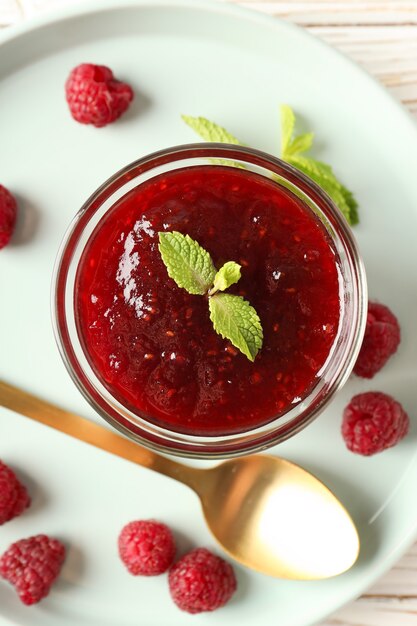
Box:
0, 380, 359, 579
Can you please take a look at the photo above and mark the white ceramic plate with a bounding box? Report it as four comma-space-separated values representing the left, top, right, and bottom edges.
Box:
1, 1, 417, 624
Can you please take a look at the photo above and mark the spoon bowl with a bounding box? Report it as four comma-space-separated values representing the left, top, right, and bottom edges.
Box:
0, 380, 359, 579
202, 455, 359, 578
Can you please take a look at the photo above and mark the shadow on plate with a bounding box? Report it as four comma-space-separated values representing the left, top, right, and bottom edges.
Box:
117, 88, 152, 124
11, 193, 42, 246
6, 462, 49, 517
57, 541, 86, 588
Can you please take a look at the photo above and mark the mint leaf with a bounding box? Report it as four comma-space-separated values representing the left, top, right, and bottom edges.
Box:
158, 231, 216, 295
288, 155, 359, 224
279, 105, 359, 225
181, 115, 245, 168
211, 261, 241, 294
280, 104, 295, 155
284, 132, 314, 158
182, 115, 242, 145
209, 293, 263, 361
340, 185, 359, 225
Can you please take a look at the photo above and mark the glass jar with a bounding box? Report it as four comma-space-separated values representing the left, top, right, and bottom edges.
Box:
52, 143, 367, 458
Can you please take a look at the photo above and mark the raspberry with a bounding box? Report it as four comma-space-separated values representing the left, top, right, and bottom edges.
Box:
0, 461, 30, 525
0, 185, 17, 250
342, 392, 409, 456
65, 63, 134, 127
354, 302, 400, 378
168, 548, 237, 614
0, 535, 65, 605
118, 520, 175, 576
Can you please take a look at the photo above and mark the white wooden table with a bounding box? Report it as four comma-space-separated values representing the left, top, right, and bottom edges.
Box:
1, 1, 416, 624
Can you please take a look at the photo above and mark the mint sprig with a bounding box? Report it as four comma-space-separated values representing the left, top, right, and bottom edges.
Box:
280, 105, 359, 225
158, 232, 263, 361
182, 107, 359, 225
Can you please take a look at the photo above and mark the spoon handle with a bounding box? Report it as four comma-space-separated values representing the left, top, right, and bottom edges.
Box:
0, 380, 202, 491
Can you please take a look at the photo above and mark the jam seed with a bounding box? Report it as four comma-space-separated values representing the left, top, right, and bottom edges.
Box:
259, 228, 267, 238
240, 259, 249, 267
166, 330, 175, 337
293, 234, 301, 243
285, 287, 296, 294
276, 372, 283, 382
185, 308, 193, 320
304, 249, 320, 262
207, 350, 218, 356
144, 353, 154, 360
250, 372, 262, 384
273, 323, 280, 332
225, 345, 238, 356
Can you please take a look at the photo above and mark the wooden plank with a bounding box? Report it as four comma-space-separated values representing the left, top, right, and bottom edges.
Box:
227, 1, 417, 26
307, 24, 417, 114
17, 0, 83, 18
0, 0, 22, 25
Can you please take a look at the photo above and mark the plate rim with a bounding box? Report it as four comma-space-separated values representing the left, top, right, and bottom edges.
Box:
1, 0, 417, 135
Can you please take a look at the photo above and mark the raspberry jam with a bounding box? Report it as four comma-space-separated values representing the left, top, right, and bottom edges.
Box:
75, 166, 340, 436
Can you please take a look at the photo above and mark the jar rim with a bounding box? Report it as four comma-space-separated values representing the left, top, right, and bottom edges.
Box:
52, 143, 367, 459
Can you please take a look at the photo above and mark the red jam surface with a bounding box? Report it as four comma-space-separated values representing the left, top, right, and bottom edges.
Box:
75, 166, 340, 435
